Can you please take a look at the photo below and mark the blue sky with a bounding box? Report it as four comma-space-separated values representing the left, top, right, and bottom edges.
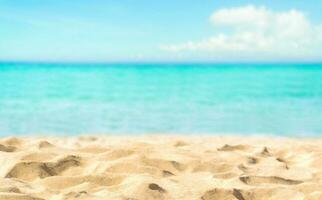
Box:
0, 0, 322, 62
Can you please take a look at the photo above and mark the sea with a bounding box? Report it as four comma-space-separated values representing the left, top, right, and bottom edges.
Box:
0, 62, 322, 137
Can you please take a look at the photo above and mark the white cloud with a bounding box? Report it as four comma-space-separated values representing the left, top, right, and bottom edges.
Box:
161, 5, 322, 61
210, 5, 272, 30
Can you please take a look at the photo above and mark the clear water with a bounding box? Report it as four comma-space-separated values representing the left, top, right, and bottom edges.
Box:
0, 63, 322, 136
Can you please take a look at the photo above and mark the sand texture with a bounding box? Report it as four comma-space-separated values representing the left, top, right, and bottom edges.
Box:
0, 135, 321, 200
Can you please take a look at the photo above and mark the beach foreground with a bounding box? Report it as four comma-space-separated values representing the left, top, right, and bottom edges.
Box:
0, 136, 321, 200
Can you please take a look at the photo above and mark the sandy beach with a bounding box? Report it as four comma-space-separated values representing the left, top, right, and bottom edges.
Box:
0, 135, 321, 199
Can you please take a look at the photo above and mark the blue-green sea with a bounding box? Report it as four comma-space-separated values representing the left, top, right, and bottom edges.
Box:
0, 63, 322, 137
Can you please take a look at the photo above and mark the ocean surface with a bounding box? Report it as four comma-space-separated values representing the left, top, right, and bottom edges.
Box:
0, 63, 322, 137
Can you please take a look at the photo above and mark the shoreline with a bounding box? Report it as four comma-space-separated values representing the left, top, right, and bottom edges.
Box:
3, 132, 322, 138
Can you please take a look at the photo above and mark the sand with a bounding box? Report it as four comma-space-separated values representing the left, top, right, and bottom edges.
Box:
0, 135, 321, 200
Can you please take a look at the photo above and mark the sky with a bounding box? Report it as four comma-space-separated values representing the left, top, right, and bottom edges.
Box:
0, 0, 322, 62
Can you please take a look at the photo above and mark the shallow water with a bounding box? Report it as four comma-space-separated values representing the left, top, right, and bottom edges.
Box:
0, 63, 322, 136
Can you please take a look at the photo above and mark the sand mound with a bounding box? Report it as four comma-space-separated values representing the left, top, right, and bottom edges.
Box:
239, 175, 303, 185
0, 144, 16, 152
0, 136, 321, 199
5, 155, 81, 181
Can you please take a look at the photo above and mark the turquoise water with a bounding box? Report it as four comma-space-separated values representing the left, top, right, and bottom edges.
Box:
0, 63, 322, 136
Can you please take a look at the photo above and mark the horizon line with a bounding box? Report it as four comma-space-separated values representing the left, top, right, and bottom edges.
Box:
1, 60, 322, 65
